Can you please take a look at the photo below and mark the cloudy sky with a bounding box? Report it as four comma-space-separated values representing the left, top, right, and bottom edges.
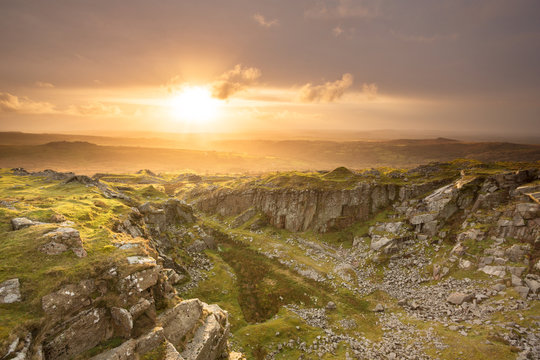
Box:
0, 0, 539, 137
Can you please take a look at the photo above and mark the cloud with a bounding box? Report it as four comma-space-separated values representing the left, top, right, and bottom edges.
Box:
211, 64, 262, 100
0, 92, 123, 117
362, 83, 378, 100
332, 26, 344, 37
66, 102, 122, 116
35, 81, 55, 88
299, 73, 354, 103
0, 92, 56, 114
253, 13, 279, 28
164, 75, 184, 94
305, 0, 379, 19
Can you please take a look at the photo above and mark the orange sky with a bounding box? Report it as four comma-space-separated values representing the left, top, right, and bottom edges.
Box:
1, 0, 539, 138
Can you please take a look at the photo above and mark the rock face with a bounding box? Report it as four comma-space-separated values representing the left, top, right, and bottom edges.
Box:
0, 278, 22, 303
43, 308, 113, 360
180, 303, 229, 360
196, 181, 444, 232
37, 262, 229, 360
41, 280, 96, 317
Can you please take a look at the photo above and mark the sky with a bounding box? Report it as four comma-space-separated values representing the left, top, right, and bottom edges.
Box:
0, 0, 539, 138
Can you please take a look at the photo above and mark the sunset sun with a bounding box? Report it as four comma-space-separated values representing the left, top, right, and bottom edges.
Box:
169, 86, 221, 123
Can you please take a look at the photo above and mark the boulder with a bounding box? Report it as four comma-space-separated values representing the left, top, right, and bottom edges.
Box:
514, 286, 530, 299
11, 217, 44, 230
525, 278, 540, 294
0, 278, 22, 303
370, 236, 393, 251
447, 292, 474, 305
119, 267, 160, 295
111, 307, 133, 338
158, 299, 204, 347
511, 275, 523, 287
39, 227, 87, 258
479, 265, 506, 278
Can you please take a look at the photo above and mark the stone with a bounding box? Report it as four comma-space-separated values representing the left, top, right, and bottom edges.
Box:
370, 236, 393, 251
158, 299, 203, 347
423, 220, 439, 235
10, 217, 44, 230
493, 283, 506, 292
43, 308, 113, 360
514, 286, 530, 299
111, 307, 133, 337
39, 241, 68, 255
40, 227, 87, 257
497, 219, 513, 227
127, 256, 156, 265
507, 266, 526, 277
41, 280, 95, 316
130, 298, 153, 319
505, 244, 529, 262
479, 265, 506, 278
180, 303, 229, 360
447, 292, 474, 305
50, 213, 67, 223
373, 304, 384, 312
325, 301, 337, 310
525, 278, 540, 294
515, 203, 540, 220
119, 267, 160, 295
459, 259, 473, 269
163, 341, 184, 360
511, 275, 523, 287
410, 213, 436, 225
0, 278, 22, 303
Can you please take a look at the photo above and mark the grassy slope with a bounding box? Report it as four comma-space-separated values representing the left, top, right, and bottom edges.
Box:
0, 169, 156, 345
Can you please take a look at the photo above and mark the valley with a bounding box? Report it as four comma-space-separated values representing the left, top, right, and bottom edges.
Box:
1, 161, 539, 359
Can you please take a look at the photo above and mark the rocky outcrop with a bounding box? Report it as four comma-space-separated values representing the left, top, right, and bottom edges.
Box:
196, 181, 445, 232
39, 227, 87, 258
35, 259, 230, 360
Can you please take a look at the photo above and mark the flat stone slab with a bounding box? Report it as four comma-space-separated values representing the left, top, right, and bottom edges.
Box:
0, 278, 22, 303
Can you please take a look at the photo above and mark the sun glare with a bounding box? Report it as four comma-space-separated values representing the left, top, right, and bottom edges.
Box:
169, 86, 221, 123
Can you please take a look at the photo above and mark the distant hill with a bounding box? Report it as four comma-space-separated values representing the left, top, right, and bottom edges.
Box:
0, 136, 538, 174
